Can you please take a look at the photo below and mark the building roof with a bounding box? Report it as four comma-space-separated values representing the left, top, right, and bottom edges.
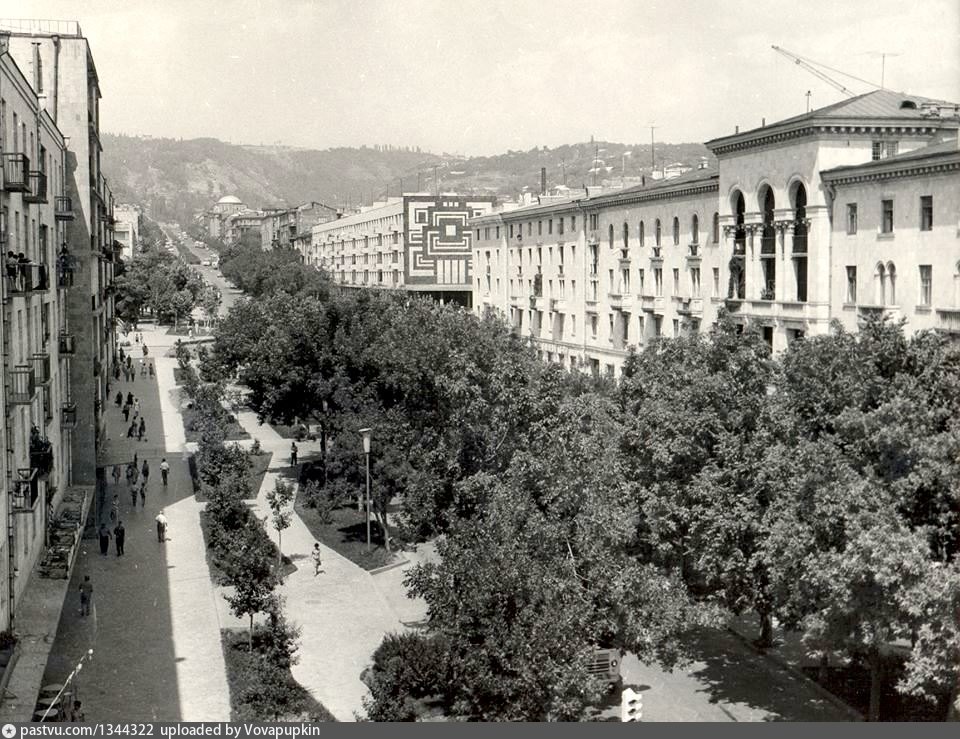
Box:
707, 89, 960, 154
821, 137, 960, 182
217, 195, 243, 205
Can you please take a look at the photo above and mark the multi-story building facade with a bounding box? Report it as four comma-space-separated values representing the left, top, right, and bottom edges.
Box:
113, 203, 140, 261
222, 209, 266, 246
473, 90, 959, 375
308, 194, 496, 307
0, 46, 74, 629
2, 19, 120, 489
204, 194, 244, 239
261, 201, 338, 250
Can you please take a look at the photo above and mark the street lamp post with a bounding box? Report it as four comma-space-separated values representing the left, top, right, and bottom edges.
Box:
321, 399, 328, 488
359, 428, 372, 551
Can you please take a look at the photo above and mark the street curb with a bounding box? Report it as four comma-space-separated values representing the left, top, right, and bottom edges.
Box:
725, 627, 864, 722
369, 558, 409, 576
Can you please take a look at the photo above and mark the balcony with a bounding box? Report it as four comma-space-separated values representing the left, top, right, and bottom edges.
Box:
4, 263, 50, 297
650, 247, 663, 262
30, 434, 54, 478
935, 307, 960, 333
587, 230, 601, 246
678, 297, 704, 315
9, 365, 37, 404
550, 297, 567, 312
55, 196, 75, 220
1, 153, 30, 192
640, 295, 656, 312
12, 469, 40, 512
687, 243, 701, 259
32, 352, 51, 385
653, 296, 666, 314
61, 402, 78, 429
24, 171, 48, 204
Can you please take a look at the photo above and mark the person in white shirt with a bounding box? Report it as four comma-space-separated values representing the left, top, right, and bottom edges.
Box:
160, 458, 170, 487
155, 511, 168, 542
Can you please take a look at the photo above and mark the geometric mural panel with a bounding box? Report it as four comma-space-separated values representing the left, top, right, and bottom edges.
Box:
404, 196, 496, 286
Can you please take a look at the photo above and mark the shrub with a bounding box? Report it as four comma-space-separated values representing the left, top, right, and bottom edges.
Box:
362, 632, 450, 722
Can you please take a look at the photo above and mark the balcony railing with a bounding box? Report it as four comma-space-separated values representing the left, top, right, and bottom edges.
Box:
24, 171, 48, 204
61, 402, 78, 429
55, 195, 75, 220
9, 365, 37, 404
12, 468, 40, 512
32, 352, 51, 385
4, 263, 50, 296
1, 153, 30, 192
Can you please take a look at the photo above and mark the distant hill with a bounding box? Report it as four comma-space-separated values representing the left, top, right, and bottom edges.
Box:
101, 133, 713, 224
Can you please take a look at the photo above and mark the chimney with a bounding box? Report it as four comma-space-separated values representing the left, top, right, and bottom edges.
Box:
735, 125, 740, 134
541, 167, 547, 195
762, 117, 766, 127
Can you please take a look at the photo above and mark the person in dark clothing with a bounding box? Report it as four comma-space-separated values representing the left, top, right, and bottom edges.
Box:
114, 521, 125, 556
138, 417, 146, 441
126, 392, 134, 406
119, 347, 125, 363
127, 422, 137, 438
79, 576, 92, 617
122, 404, 130, 423
98, 524, 111, 555
142, 344, 149, 358
115, 391, 123, 408
290, 442, 298, 467
141, 459, 150, 485
130, 479, 138, 507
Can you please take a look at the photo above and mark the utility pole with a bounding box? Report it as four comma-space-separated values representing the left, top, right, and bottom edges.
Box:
649, 125, 657, 171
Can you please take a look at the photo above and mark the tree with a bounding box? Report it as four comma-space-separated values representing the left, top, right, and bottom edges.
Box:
224, 523, 279, 651
266, 480, 294, 569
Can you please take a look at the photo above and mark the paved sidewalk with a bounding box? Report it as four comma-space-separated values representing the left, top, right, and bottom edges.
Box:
41, 326, 230, 721
230, 410, 421, 721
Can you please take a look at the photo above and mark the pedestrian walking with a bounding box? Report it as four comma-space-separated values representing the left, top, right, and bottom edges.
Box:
134, 398, 141, 416
160, 458, 170, 487
141, 459, 150, 485
79, 576, 92, 617
134, 332, 140, 344
114, 521, 125, 556
140, 359, 146, 377
143, 344, 149, 357
115, 390, 123, 408
140, 478, 147, 507
98, 523, 111, 555
148, 362, 155, 378
119, 346, 125, 363
130, 479, 138, 507
290, 442, 298, 467
122, 403, 130, 423
312, 543, 324, 576
110, 494, 119, 524
126, 391, 134, 406
112, 463, 122, 488
127, 421, 137, 438
156, 511, 168, 542
137, 417, 146, 441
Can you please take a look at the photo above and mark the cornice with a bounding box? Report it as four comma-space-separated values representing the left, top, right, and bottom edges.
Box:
708, 122, 949, 157
821, 157, 960, 186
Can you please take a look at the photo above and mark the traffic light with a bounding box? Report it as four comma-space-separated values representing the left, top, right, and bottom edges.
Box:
620, 687, 643, 722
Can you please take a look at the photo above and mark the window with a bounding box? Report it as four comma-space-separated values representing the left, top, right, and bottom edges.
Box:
691, 267, 701, 297
847, 204, 858, 234
528, 222, 532, 236
654, 268, 663, 296
919, 265, 932, 307
622, 222, 629, 249
920, 196, 933, 231
872, 141, 883, 161
673, 319, 680, 337
591, 315, 598, 339
691, 214, 699, 244
881, 199, 894, 234
495, 226, 500, 239
672, 217, 680, 245
509, 224, 514, 238
608, 224, 614, 247
888, 262, 897, 304
712, 212, 719, 244
548, 219, 553, 235
638, 268, 645, 295
672, 268, 679, 294
655, 219, 661, 246
846, 266, 857, 303
639, 221, 645, 247
571, 215, 576, 231
558, 218, 564, 235
538, 220, 543, 236
872, 141, 900, 161
712, 267, 720, 297
590, 214, 598, 230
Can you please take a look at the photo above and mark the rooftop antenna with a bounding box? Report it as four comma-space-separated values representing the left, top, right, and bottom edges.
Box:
863, 51, 902, 89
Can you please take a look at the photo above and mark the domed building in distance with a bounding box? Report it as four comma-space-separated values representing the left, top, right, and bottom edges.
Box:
205, 195, 246, 238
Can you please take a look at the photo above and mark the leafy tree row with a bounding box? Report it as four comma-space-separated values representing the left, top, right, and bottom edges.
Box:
114, 242, 206, 327
217, 233, 331, 300
205, 256, 960, 720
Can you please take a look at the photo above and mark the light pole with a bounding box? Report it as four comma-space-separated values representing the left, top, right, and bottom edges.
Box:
40, 648, 93, 721
321, 399, 328, 488
359, 428, 372, 551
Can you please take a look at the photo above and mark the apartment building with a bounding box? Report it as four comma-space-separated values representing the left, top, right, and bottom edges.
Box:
472, 169, 719, 377
308, 194, 496, 307
205, 194, 244, 239
261, 202, 339, 250
113, 203, 140, 261
473, 90, 960, 374
0, 47, 75, 629
2, 19, 120, 489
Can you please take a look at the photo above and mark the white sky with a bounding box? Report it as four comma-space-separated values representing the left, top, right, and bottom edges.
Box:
12, 0, 960, 155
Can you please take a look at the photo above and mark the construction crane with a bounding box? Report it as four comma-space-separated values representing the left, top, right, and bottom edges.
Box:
771, 45, 859, 97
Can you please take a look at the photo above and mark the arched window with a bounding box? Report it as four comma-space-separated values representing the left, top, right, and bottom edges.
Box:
608, 224, 614, 248
691, 214, 699, 245
875, 263, 887, 305
655, 219, 661, 247
672, 217, 680, 245
759, 187, 776, 299
712, 212, 720, 244
639, 221, 645, 247
622, 222, 629, 249
887, 262, 897, 304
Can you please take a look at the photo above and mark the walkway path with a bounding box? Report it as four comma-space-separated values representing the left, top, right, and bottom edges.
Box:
41, 325, 230, 721
229, 409, 427, 721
